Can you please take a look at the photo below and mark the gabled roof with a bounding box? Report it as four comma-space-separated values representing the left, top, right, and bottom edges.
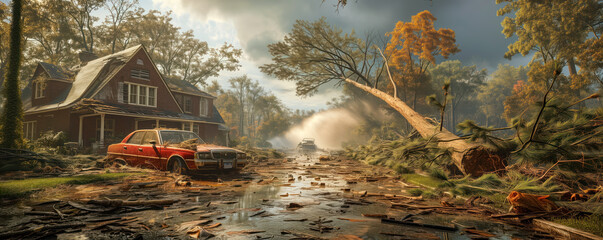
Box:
164, 77, 216, 99
24, 45, 142, 113
38, 62, 74, 80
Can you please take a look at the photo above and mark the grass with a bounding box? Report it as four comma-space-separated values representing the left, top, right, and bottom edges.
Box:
400, 173, 444, 189
551, 214, 603, 237
0, 172, 137, 199
407, 188, 423, 196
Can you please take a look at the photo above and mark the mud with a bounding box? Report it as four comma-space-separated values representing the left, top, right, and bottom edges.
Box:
0, 152, 547, 239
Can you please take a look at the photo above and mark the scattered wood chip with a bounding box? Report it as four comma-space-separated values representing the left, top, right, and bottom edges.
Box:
463, 228, 496, 237
361, 213, 388, 218
226, 230, 266, 235
205, 223, 221, 229
337, 217, 367, 222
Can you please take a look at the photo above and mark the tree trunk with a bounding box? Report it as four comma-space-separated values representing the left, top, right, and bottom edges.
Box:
345, 79, 506, 177
0, 0, 24, 149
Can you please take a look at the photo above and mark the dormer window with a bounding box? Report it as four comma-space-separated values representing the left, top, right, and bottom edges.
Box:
34, 81, 45, 99
131, 69, 149, 80
136, 59, 144, 65
199, 98, 209, 117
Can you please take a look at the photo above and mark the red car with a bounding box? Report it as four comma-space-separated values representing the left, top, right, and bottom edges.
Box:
107, 129, 246, 174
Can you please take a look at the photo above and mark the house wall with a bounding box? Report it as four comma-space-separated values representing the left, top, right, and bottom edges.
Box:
200, 123, 220, 144
173, 92, 214, 119
93, 49, 182, 113
24, 109, 72, 139
29, 66, 73, 107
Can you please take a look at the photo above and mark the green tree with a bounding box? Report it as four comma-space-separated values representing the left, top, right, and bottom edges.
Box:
429, 60, 486, 131
497, 0, 602, 92
65, 0, 105, 53
476, 64, 528, 127
1, 0, 25, 148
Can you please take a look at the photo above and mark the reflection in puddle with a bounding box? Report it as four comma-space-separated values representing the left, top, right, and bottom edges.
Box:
209, 154, 530, 240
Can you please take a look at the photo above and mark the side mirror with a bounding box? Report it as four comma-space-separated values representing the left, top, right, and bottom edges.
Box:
149, 140, 157, 146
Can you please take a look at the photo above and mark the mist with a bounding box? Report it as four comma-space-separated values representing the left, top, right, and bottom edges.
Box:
268, 108, 362, 150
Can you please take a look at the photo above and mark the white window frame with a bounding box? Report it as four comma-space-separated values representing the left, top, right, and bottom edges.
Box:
136, 59, 144, 65
124, 82, 157, 107
199, 98, 209, 117
24, 121, 36, 140
34, 82, 45, 99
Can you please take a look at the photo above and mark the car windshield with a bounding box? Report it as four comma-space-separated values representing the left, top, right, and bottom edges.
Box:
159, 131, 205, 145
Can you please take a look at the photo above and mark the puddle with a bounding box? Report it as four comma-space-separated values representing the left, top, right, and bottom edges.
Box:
204, 153, 533, 240
0, 152, 541, 240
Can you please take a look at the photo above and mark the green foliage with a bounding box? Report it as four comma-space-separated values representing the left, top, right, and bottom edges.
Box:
0, 0, 24, 149
477, 64, 528, 127
407, 188, 423, 197
429, 168, 448, 181
0, 173, 137, 199
400, 173, 445, 189
551, 214, 603, 237
345, 135, 452, 171
35, 131, 67, 148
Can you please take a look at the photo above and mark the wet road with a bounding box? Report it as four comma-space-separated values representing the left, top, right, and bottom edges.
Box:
0, 152, 539, 239
171, 153, 530, 240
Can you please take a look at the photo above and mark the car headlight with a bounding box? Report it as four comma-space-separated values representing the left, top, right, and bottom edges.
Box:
197, 152, 211, 159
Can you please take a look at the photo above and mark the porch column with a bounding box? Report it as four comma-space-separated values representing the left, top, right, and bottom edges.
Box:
134, 120, 138, 130
189, 122, 193, 131
99, 113, 105, 149
78, 116, 83, 147
155, 119, 159, 128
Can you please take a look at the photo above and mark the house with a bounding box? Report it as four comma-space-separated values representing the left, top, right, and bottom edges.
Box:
21, 44, 228, 150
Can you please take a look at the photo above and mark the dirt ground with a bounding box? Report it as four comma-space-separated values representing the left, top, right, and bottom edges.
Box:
0, 152, 553, 240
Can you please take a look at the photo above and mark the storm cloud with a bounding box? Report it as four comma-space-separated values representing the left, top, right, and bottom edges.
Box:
151, 0, 531, 109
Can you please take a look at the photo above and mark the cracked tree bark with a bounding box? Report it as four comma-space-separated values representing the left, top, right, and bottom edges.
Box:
345, 79, 506, 176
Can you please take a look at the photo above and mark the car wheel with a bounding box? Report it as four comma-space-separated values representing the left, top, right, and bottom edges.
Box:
170, 158, 186, 174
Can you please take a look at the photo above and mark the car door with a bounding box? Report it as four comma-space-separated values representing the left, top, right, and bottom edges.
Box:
123, 131, 145, 166
138, 131, 163, 170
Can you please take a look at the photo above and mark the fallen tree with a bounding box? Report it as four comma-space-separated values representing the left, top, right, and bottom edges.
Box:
344, 79, 506, 176
260, 17, 506, 176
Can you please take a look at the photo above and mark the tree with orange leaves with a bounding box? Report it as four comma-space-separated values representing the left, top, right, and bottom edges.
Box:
385, 10, 460, 108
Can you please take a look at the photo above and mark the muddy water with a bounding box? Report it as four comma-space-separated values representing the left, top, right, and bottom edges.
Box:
197, 153, 531, 240
0, 153, 538, 240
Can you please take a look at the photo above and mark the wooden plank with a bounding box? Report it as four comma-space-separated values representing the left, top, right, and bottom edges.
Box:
533, 219, 603, 240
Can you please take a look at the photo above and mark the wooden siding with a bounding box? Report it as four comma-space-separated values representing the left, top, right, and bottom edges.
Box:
93, 49, 182, 113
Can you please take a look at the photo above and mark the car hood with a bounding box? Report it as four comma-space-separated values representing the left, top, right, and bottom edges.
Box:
196, 144, 243, 153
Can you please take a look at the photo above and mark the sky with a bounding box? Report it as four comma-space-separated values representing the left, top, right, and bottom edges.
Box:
141, 0, 534, 111
7, 0, 534, 111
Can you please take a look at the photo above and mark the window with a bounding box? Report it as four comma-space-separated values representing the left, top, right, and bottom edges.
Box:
193, 124, 199, 135
127, 131, 145, 144
136, 59, 144, 65
96, 118, 115, 139
130, 69, 150, 80
183, 96, 192, 113
181, 123, 192, 131
139, 86, 147, 105
141, 131, 159, 145
123, 82, 157, 107
34, 82, 45, 99
24, 121, 36, 140
199, 98, 209, 117
148, 88, 156, 106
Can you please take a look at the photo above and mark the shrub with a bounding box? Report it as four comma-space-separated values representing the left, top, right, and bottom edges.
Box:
407, 188, 423, 196
35, 131, 67, 148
